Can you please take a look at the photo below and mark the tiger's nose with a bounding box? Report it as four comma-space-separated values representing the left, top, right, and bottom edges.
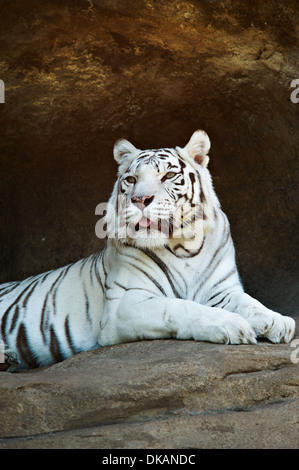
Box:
131, 195, 154, 207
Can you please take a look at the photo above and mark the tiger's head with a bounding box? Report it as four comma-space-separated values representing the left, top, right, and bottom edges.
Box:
105, 130, 220, 252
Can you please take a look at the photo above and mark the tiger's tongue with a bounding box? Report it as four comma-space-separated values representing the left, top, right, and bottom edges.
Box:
138, 216, 151, 228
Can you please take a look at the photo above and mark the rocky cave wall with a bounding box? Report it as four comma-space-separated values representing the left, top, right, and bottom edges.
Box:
0, 0, 298, 314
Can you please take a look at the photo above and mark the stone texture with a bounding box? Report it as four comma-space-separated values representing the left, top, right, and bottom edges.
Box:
1, 401, 297, 449
0, 0, 298, 315
0, 335, 298, 449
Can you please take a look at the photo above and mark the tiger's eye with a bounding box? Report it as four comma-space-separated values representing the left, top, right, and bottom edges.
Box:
164, 172, 176, 179
125, 176, 136, 184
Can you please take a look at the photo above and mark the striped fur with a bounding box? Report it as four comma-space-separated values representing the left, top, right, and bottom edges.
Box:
0, 130, 295, 370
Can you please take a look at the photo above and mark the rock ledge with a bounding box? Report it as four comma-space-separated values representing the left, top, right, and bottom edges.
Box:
0, 338, 298, 448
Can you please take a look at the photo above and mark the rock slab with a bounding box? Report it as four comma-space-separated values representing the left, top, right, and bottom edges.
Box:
0, 335, 298, 448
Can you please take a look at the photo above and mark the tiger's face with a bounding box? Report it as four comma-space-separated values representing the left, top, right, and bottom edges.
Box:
106, 130, 218, 250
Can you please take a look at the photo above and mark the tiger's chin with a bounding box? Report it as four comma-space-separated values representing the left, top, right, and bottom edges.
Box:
123, 219, 172, 249
116, 218, 205, 252
119, 232, 205, 252
127, 236, 169, 250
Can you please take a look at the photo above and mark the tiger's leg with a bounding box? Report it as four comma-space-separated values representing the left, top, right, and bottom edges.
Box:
0, 345, 21, 372
220, 291, 295, 343
99, 292, 257, 347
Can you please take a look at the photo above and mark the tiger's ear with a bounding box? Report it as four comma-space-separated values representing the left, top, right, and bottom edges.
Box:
113, 139, 138, 164
184, 130, 211, 167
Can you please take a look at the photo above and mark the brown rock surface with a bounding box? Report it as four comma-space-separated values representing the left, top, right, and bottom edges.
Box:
0, 335, 298, 449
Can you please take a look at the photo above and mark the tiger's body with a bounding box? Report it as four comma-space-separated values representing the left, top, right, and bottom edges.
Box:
0, 130, 295, 371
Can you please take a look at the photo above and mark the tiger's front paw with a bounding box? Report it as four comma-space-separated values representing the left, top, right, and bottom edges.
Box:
251, 311, 295, 344
189, 311, 257, 345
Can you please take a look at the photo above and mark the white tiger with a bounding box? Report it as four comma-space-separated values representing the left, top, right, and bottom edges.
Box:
0, 130, 295, 371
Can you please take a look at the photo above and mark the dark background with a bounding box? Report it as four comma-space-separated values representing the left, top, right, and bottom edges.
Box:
0, 0, 298, 315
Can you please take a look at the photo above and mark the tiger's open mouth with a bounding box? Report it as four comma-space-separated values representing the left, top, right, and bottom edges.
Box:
135, 216, 173, 236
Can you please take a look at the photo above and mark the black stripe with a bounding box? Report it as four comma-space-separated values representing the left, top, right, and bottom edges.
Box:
161, 148, 177, 156
167, 236, 205, 259
94, 257, 105, 293
80, 256, 91, 275
206, 290, 223, 303
41, 271, 54, 283
177, 157, 186, 169
84, 285, 92, 325
206, 221, 230, 271
90, 254, 97, 286
22, 280, 40, 309
173, 243, 185, 251
137, 247, 180, 298
40, 294, 49, 344
200, 188, 206, 204
50, 325, 65, 363
0, 282, 19, 297
114, 281, 129, 291
120, 245, 156, 271
2, 278, 37, 312
152, 158, 160, 172
125, 260, 167, 297
195, 171, 207, 205
210, 267, 237, 291
174, 176, 185, 186
64, 316, 76, 355
9, 305, 20, 334
210, 292, 231, 308
90, 252, 104, 290
200, 236, 232, 290
1, 309, 10, 343
52, 265, 73, 316
165, 187, 176, 199
114, 281, 160, 298
191, 169, 206, 207
102, 255, 109, 290
134, 295, 156, 304
167, 162, 178, 169
193, 222, 231, 298
0, 278, 37, 342
16, 323, 39, 369
189, 172, 196, 207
